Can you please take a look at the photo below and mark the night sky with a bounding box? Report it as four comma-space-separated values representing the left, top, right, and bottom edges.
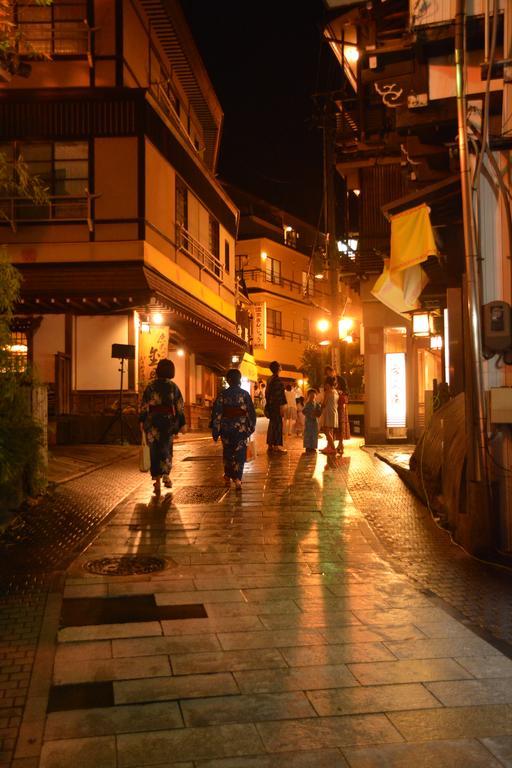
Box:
180, 0, 338, 226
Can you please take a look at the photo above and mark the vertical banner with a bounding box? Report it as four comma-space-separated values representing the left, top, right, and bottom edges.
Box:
138, 326, 169, 393
253, 302, 267, 349
385, 352, 406, 428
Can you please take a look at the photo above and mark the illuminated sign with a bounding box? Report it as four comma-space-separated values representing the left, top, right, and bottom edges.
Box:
386, 352, 406, 428
253, 302, 267, 349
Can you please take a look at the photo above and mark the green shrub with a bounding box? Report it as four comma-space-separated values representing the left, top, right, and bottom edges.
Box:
0, 250, 44, 511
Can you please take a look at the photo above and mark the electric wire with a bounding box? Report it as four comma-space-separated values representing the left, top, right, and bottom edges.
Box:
416, 432, 512, 574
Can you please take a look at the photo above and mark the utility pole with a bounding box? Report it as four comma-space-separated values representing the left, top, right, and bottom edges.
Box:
455, 0, 491, 544
322, 99, 341, 373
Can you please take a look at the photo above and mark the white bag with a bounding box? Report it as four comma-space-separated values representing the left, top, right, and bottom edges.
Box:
246, 433, 257, 461
139, 432, 150, 472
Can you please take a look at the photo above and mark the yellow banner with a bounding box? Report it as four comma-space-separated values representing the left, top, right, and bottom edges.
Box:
371, 261, 428, 317
390, 203, 438, 273
138, 326, 169, 393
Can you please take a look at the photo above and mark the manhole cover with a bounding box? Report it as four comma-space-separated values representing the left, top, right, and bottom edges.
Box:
84, 556, 167, 576
172, 486, 227, 504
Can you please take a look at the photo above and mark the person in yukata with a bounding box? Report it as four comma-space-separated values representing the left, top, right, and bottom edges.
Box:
211, 368, 256, 490
284, 383, 297, 436
265, 360, 287, 453
335, 375, 350, 454
321, 375, 339, 455
303, 388, 321, 453
139, 358, 186, 497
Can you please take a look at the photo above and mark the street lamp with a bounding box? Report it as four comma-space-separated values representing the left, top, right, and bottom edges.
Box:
317, 318, 330, 334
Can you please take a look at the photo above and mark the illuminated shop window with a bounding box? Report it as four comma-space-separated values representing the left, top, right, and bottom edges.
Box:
6, 331, 28, 372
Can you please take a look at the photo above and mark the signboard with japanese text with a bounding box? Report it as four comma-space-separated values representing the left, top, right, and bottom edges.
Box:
253, 302, 267, 349
138, 326, 169, 394
385, 352, 406, 428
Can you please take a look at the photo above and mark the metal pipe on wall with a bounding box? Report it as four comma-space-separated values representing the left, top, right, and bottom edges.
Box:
454, 0, 489, 486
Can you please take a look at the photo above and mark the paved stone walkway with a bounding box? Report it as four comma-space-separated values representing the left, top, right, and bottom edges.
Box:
16, 433, 512, 768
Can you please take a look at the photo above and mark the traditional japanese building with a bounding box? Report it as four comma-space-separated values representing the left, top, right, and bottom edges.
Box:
228, 183, 362, 399
2, 0, 246, 441
322, 0, 511, 548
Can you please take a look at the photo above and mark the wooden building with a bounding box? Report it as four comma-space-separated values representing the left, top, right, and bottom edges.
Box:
323, 0, 512, 547
1, 0, 246, 441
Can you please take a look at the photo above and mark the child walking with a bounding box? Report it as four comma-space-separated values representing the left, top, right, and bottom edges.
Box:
302, 389, 321, 453
321, 376, 339, 455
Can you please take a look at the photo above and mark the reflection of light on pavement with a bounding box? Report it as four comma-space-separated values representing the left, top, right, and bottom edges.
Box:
312, 455, 324, 487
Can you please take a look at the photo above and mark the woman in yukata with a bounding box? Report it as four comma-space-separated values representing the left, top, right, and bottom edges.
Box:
211, 368, 257, 490
139, 358, 186, 497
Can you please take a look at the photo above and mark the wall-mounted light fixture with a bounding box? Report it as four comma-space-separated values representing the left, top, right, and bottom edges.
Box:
411, 310, 434, 337
152, 311, 164, 325
430, 334, 443, 350
140, 321, 150, 333
317, 318, 330, 333
260, 250, 268, 262
176, 348, 185, 357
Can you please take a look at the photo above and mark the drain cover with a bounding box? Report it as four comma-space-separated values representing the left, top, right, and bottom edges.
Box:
84, 556, 166, 576
172, 486, 227, 504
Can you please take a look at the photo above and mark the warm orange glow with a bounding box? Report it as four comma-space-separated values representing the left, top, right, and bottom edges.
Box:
261, 251, 268, 261
344, 45, 360, 63
152, 312, 164, 325
317, 318, 330, 333
319, 339, 330, 346
177, 348, 185, 357
140, 321, 150, 333
338, 317, 354, 339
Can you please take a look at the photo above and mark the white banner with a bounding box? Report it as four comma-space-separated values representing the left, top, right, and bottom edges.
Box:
253, 302, 267, 349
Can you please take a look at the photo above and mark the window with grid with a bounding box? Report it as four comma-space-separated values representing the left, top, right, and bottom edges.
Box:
16, 0, 88, 57
209, 216, 220, 276
302, 271, 314, 297
0, 141, 88, 220
224, 240, 230, 273
175, 177, 188, 229
7, 331, 28, 373
267, 308, 282, 336
265, 257, 281, 285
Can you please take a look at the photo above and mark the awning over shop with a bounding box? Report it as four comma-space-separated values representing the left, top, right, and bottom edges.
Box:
15, 260, 247, 369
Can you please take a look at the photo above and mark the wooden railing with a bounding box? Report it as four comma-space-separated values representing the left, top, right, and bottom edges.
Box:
176, 223, 224, 280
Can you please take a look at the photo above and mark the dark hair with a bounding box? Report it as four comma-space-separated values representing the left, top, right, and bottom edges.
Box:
225, 368, 242, 386
269, 360, 280, 375
325, 376, 336, 388
156, 359, 175, 379
337, 375, 348, 394
307, 388, 317, 396
285, 384, 292, 391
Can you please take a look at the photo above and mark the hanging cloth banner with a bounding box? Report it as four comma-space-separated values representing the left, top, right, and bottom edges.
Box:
389, 203, 438, 273
371, 260, 429, 317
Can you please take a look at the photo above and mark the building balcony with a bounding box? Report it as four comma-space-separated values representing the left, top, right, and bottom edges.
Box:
176, 223, 223, 281
238, 268, 317, 300
0, 193, 91, 231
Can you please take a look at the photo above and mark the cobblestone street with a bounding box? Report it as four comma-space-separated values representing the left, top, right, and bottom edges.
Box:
2, 430, 512, 767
